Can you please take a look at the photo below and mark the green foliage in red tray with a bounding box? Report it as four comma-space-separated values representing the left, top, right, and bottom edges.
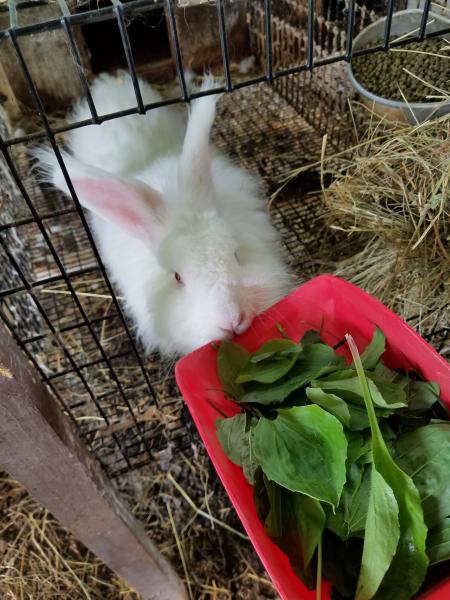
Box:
216, 329, 450, 600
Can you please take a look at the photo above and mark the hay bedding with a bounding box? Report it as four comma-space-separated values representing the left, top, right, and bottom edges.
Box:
319, 112, 450, 347
0, 454, 278, 599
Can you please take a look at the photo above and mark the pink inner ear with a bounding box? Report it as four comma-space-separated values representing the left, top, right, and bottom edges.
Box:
72, 178, 162, 241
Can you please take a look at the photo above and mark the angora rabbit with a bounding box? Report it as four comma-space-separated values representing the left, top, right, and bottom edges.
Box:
36, 73, 292, 356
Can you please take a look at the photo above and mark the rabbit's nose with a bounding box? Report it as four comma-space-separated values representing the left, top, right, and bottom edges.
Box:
219, 327, 234, 339
232, 311, 250, 335
219, 312, 251, 339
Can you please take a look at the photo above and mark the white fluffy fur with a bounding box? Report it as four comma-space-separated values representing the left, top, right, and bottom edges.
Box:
68, 73, 186, 174
35, 72, 292, 356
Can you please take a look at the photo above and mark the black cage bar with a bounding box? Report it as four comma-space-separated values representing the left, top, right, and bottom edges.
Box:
1, 0, 450, 147
0, 0, 449, 477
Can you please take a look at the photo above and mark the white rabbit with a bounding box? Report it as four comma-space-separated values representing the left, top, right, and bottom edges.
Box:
35, 72, 292, 357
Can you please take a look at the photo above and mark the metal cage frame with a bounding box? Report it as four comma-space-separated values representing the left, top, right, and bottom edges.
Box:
0, 0, 449, 477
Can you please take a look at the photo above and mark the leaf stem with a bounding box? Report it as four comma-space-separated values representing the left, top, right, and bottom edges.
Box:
316, 535, 322, 600
332, 336, 347, 351
276, 322, 291, 339
345, 334, 383, 446
205, 397, 228, 418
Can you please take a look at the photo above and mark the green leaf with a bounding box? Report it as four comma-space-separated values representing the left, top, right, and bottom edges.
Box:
293, 493, 326, 570
347, 404, 372, 432
341, 407, 392, 439
392, 423, 450, 528
373, 362, 398, 382
319, 368, 357, 382
345, 465, 372, 536
240, 343, 346, 405
253, 468, 326, 589
312, 375, 407, 410
426, 517, 450, 565
240, 373, 311, 405
327, 463, 371, 541
263, 474, 283, 537
394, 412, 432, 435
283, 490, 326, 570
216, 414, 246, 465
300, 329, 324, 345
368, 378, 408, 410
373, 364, 417, 394
217, 340, 249, 400
249, 351, 277, 363
306, 387, 351, 427
322, 531, 363, 599
255, 481, 325, 589
253, 405, 347, 507
407, 380, 440, 412
356, 468, 400, 600
235, 339, 300, 384
248, 344, 301, 363
380, 422, 397, 442
216, 414, 258, 484
346, 432, 371, 465
360, 328, 386, 369
296, 342, 347, 373
346, 335, 428, 600
253, 467, 270, 524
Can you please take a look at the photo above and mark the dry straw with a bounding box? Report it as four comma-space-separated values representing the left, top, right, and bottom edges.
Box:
276, 104, 450, 338
319, 111, 450, 333
0, 474, 138, 600
0, 449, 276, 600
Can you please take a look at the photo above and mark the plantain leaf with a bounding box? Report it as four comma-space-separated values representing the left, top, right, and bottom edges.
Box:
407, 380, 441, 412
322, 531, 363, 599
360, 328, 386, 370
235, 339, 300, 384
312, 375, 407, 410
263, 474, 283, 537
327, 463, 371, 542
356, 468, 400, 600
392, 423, 450, 528
253, 405, 347, 507
346, 432, 371, 465
306, 387, 351, 427
240, 342, 346, 404
255, 472, 326, 589
280, 489, 326, 582
300, 329, 324, 345
426, 517, 450, 565
217, 340, 249, 400
287, 491, 326, 570
216, 330, 445, 600
216, 414, 258, 484
347, 335, 428, 600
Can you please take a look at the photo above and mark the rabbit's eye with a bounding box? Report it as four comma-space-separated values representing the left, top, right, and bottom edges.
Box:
174, 272, 183, 284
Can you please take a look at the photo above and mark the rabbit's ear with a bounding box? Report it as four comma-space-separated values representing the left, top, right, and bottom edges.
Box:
34, 147, 165, 243
72, 177, 166, 243
178, 77, 220, 194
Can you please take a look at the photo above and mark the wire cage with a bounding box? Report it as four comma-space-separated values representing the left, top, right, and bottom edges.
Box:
0, 0, 449, 481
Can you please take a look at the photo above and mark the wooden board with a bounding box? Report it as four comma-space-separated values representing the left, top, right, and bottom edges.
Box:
0, 322, 186, 600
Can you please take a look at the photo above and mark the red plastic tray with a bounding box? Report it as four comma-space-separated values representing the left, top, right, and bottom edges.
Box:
175, 275, 450, 599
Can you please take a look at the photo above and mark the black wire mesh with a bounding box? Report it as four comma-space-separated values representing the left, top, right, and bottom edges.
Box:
0, 0, 449, 477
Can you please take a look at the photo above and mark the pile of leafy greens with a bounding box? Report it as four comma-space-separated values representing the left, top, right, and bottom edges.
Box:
215, 328, 450, 600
